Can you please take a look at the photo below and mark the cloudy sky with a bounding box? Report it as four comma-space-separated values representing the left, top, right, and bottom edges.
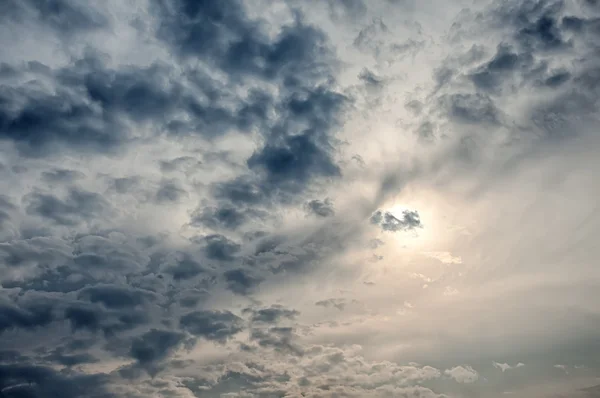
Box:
1, 0, 600, 397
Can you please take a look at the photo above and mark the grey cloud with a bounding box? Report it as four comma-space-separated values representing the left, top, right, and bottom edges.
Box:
160, 252, 208, 281
246, 89, 345, 186
0, 0, 109, 35
0, 60, 125, 157
24, 188, 109, 226
0, 363, 113, 398
0, 195, 16, 229
468, 44, 534, 92
179, 310, 243, 341
370, 209, 422, 232
190, 204, 266, 231
316, 298, 350, 311
41, 168, 85, 183
64, 303, 150, 336
129, 329, 187, 369
0, 52, 274, 157
243, 305, 299, 324
358, 68, 384, 87
159, 156, 202, 173
499, 0, 570, 51
304, 198, 335, 218
42, 349, 98, 368
156, 0, 336, 85
198, 234, 241, 262
213, 176, 268, 206
249, 326, 303, 356
223, 268, 263, 295
177, 289, 209, 308
110, 176, 141, 195
154, 179, 187, 203
77, 285, 155, 310
438, 93, 500, 125
0, 300, 54, 334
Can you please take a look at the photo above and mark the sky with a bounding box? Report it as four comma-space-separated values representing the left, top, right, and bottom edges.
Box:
0, 0, 599, 397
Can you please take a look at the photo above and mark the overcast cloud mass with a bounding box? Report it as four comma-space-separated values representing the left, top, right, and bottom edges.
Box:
1, 0, 600, 397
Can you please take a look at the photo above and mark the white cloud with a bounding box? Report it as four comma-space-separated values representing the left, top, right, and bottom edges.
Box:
445, 365, 479, 383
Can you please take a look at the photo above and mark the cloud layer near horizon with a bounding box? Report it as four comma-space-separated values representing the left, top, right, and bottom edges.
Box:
1, 1, 600, 397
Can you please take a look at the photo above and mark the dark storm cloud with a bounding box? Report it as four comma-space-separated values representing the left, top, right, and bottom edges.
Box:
0, 52, 272, 157
246, 130, 341, 193
77, 285, 155, 309
468, 44, 534, 91
42, 350, 98, 367
179, 310, 243, 341
223, 268, 263, 295
178, 289, 209, 309
129, 329, 187, 368
110, 176, 142, 195
0, 363, 113, 398
0, 60, 124, 157
64, 303, 150, 336
245, 87, 346, 194
370, 209, 422, 232
160, 252, 208, 281
40, 168, 85, 183
0, 0, 109, 34
243, 305, 299, 324
24, 188, 109, 226
153, 0, 349, 204
358, 68, 384, 87
156, 0, 336, 83
197, 234, 241, 262
496, 0, 569, 51
213, 177, 268, 206
304, 198, 335, 218
190, 204, 266, 231
72, 234, 149, 272
0, 195, 16, 228
0, 237, 72, 271
249, 326, 303, 355
0, 0, 353, 395
154, 179, 187, 203
0, 300, 54, 333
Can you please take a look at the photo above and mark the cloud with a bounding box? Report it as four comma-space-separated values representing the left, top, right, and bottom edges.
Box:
493, 362, 525, 372
1, 0, 108, 35
0, 363, 113, 398
1, 0, 600, 396
77, 284, 155, 309
243, 305, 299, 324
223, 268, 264, 295
423, 251, 462, 264
179, 310, 243, 342
190, 204, 266, 231
304, 198, 335, 218
24, 188, 109, 226
315, 298, 352, 311
129, 329, 188, 371
40, 168, 85, 183
154, 179, 187, 203
444, 365, 479, 383
198, 234, 241, 262
370, 209, 422, 232
0, 300, 54, 333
